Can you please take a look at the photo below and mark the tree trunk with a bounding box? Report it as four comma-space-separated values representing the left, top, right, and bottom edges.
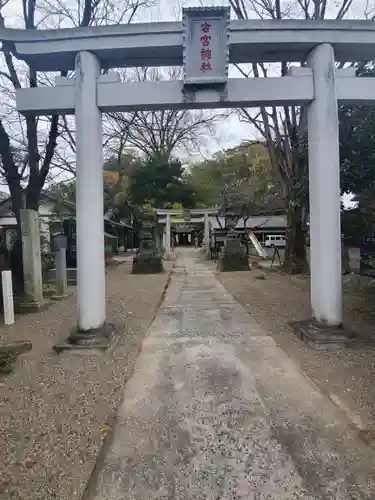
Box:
282, 200, 308, 274
8, 181, 23, 226
26, 185, 41, 211
7, 178, 27, 296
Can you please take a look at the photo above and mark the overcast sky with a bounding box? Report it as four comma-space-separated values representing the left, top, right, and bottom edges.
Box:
146, 0, 364, 209
133, 0, 370, 166
3, 0, 367, 164
0, 0, 368, 205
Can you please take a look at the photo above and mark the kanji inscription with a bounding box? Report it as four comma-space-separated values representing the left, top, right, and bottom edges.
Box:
183, 7, 229, 86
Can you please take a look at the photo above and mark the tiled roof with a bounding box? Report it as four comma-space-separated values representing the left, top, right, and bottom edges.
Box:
210, 215, 286, 230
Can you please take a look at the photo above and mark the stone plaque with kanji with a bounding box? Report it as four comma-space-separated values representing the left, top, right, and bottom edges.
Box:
183, 7, 230, 86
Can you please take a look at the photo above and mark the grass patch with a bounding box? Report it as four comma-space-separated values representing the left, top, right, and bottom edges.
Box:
43, 283, 57, 298
0, 342, 32, 374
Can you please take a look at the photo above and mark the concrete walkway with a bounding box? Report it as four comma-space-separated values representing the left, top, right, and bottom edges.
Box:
85, 251, 375, 500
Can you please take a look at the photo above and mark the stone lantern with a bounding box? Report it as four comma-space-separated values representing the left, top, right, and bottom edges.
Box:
132, 216, 163, 274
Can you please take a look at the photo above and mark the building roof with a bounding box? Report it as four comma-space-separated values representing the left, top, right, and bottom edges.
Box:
104, 217, 132, 231
156, 208, 218, 216
104, 208, 132, 230
211, 215, 286, 230
0, 191, 75, 216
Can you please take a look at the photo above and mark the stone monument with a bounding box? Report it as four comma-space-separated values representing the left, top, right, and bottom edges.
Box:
19, 209, 43, 311
217, 206, 249, 272
217, 228, 249, 272
132, 219, 163, 274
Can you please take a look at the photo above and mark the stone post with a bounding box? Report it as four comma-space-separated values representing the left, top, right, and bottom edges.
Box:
52, 233, 68, 298
20, 209, 43, 310
56, 248, 67, 296
2, 270, 14, 325
162, 228, 166, 250
165, 214, 171, 254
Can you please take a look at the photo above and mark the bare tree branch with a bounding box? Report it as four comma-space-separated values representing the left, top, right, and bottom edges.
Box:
105, 67, 221, 161
230, 0, 358, 272
0, 0, 155, 221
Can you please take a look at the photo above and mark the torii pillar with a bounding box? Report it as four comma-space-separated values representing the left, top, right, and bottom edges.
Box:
62, 51, 114, 349
293, 43, 354, 349
203, 212, 210, 255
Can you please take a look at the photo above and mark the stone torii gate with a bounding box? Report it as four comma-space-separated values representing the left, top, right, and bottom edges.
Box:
156, 208, 216, 254
9, 8, 375, 348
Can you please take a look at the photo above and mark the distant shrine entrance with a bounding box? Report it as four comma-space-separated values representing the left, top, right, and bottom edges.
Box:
14, 6, 375, 347
156, 209, 214, 252
174, 226, 196, 247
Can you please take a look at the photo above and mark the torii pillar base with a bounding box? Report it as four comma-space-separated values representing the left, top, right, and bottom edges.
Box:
291, 320, 355, 351
53, 323, 119, 354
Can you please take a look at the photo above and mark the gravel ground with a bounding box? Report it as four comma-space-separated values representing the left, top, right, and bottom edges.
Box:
0, 261, 172, 500
210, 262, 375, 435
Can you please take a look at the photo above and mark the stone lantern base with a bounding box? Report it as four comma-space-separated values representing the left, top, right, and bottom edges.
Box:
217, 230, 249, 272
132, 254, 163, 274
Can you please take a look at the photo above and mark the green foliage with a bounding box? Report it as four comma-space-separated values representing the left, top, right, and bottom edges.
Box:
341, 207, 367, 247
186, 141, 284, 215
46, 150, 197, 227
103, 153, 141, 221
339, 62, 375, 197
40, 234, 55, 279
128, 152, 196, 209
103, 152, 139, 177
0, 342, 32, 374
339, 62, 375, 246
48, 181, 76, 215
